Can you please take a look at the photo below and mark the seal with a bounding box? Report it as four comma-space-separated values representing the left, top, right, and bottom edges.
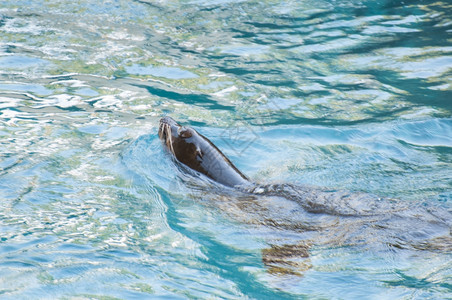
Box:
158, 116, 250, 188
156, 116, 452, 277
158, 116, 387, 216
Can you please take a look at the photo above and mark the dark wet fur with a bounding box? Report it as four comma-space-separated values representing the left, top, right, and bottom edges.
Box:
159, 116, 249, 188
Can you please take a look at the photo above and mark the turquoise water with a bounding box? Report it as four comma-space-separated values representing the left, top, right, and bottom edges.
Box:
0, 0, 451, 298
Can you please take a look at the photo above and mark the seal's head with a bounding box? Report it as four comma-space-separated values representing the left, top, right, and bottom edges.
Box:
158, 116, 249, 187
158, 116, 202, 168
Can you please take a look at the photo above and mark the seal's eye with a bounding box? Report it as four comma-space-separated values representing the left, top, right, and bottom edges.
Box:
178, 127, 193, 138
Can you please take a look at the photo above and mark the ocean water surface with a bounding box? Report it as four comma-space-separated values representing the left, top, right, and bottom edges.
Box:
0, 0, 451, 298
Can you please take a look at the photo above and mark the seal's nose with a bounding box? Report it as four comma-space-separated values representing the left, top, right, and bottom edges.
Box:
159, 116, 177, 126
159, 116, 180, 141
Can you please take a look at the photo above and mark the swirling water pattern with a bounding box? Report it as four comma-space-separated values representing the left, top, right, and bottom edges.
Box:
0, 0, 451, 298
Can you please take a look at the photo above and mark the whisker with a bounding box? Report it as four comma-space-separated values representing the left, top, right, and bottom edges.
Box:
165, 124, 176, 156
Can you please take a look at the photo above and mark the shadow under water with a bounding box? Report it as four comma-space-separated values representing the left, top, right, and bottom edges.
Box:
183, 177, 452, 276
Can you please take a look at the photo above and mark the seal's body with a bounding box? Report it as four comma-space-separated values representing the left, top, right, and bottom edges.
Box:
158, 116, 250, 188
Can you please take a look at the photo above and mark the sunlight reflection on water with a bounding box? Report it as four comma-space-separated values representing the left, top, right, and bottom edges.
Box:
0, 0, 451, 298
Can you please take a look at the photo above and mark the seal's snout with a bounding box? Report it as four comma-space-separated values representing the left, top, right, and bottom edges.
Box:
158, 116, 179, 143
159, 116, 177, 126
158, 117, 170, 141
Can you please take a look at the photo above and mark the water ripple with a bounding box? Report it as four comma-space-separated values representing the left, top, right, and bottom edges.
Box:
0, 0, 451, 298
